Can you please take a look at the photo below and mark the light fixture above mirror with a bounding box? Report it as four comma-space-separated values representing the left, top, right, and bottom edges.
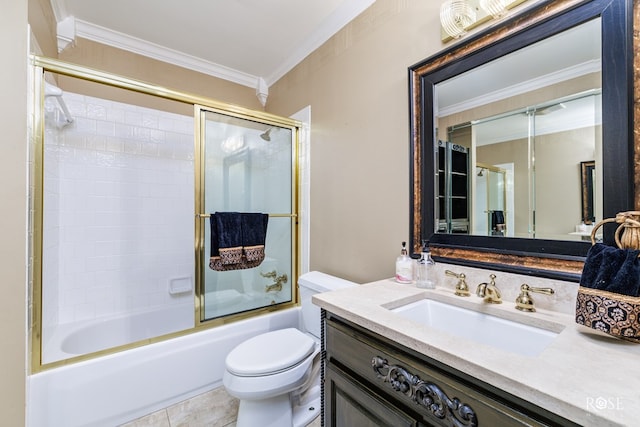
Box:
440, 0, 530, 40
440, 0, 477, 39
480, 0, 509, 18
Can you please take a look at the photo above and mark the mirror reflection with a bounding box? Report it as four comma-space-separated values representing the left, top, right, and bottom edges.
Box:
434, 18, 601, 242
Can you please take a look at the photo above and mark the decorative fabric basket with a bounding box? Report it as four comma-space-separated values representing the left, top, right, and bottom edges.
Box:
575, 287, 640, 342
575, 212, 640, 343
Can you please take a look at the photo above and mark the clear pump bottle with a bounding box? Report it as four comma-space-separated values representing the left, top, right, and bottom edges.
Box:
415, 240, 435, 289
395, 241, 413, 284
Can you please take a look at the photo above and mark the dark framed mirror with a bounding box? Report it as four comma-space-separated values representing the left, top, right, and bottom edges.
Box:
409, 0, 634, 281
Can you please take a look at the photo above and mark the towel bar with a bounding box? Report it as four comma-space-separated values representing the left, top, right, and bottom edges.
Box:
196, 213, 297, 218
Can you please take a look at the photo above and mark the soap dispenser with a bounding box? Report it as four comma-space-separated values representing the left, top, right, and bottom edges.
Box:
415, 240, 435, 289
395, 241, 413, 284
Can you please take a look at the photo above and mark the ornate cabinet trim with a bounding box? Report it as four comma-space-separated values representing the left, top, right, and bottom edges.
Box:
372, 356, 478, 427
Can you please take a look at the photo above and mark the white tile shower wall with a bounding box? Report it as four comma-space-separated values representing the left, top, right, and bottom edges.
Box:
42, 99, 63, 340
44, 92, 194, 325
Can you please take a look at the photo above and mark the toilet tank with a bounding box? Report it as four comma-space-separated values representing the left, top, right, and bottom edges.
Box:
298, 271, 357, 339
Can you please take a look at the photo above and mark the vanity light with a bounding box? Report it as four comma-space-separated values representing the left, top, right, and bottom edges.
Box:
479, 0, 508, 18
440, 0, 477, 39
440, 0, 529, 41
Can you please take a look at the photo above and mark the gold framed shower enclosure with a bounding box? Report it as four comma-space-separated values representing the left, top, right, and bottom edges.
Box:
30, 55, 302, 372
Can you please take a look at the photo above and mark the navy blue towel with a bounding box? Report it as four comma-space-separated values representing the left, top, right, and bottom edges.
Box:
209, 212, 269, 270
210, 212, 242, 258
580, 243, 640, 297
491, 210, 505, 229
241, 213, 269, 247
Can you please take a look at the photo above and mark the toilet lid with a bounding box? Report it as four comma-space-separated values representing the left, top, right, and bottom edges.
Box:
226, 328, 316, 376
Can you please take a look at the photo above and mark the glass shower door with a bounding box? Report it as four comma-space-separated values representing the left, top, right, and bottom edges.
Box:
198, 110, 296, 321
473, 165, 507, 236
486, 169, 507, 236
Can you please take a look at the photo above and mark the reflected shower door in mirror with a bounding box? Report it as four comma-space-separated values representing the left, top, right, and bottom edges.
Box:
443, 92, 602, 241
474, 164, 511, 237
200, 111, 295, 321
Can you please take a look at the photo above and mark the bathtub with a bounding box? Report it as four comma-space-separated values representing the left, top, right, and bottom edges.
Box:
41, 302, 195, 364
28, 306, 301, 427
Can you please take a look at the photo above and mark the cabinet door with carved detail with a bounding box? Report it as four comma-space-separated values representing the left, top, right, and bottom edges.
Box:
323, 311, 580, 427
325, 363, 425, 427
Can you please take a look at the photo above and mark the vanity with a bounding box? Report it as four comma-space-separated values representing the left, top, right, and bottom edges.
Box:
313, 265, 640, 426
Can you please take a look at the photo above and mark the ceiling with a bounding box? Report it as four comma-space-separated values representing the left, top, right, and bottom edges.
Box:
50, 0, 376, 91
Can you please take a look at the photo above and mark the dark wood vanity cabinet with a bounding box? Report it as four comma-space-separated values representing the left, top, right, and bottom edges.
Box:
325, 363, 422, 427
322, 311, 578, 427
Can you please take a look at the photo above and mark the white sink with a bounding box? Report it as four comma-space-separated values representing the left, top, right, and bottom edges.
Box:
390, 299, 558, 357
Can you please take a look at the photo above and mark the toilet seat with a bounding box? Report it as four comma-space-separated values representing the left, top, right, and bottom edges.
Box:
226, 328, 316, 376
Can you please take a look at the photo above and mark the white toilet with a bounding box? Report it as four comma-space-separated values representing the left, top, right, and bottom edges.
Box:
223, 271, 356, 427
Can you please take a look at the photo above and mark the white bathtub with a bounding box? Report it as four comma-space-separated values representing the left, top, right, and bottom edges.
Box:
28, 307, 301, 427
41, 303, 195, 364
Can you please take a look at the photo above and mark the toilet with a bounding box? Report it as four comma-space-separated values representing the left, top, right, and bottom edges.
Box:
223, 271, 356, 427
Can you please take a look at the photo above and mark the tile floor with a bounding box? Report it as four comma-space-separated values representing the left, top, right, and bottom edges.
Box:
120, 387, 322, 427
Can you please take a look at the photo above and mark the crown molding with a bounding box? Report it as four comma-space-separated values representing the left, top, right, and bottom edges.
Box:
50, 0, 375, 90
438, 59, 601, 117
74, 19, 259, 89
265, 0, 375, 85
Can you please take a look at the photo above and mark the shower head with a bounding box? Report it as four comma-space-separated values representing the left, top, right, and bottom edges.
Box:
260, 128, 272, 141
477, 167, 485, 177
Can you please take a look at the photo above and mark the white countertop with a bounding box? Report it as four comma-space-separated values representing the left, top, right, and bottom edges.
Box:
313, 278, 640, 427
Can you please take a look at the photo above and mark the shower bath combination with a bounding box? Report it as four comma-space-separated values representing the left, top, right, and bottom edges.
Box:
30, 56, 303, 426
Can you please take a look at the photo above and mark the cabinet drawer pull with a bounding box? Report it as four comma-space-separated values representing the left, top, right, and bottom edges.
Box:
372, 356, 478, 426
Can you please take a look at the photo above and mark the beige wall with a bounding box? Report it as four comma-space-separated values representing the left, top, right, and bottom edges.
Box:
1, 0, 28, 425
267, 1, 447, 282
477, 138, 530, 235
28, 0, 57, 57
535, 126, 599, 238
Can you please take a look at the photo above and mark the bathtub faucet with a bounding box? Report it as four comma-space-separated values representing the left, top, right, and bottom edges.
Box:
261, 270, 288, 292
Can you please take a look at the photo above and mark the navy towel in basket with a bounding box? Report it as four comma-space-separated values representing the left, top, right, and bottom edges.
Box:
580, 243, 640, 297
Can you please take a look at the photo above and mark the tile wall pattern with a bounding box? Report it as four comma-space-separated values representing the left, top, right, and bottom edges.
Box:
43, 92, 195, 326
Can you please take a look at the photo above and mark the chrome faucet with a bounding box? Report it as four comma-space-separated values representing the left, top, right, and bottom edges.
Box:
475, 274, 502, 304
